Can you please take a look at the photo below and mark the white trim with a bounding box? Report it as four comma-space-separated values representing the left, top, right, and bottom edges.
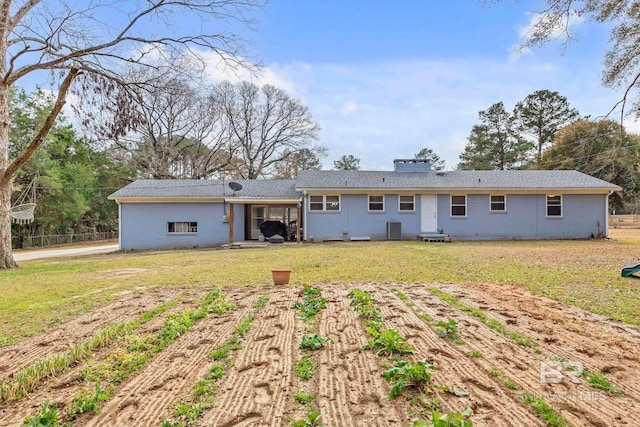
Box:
167, 221, 198, 234
296, 187, 618, 195
109, 197, 224, 203
489, 194, 507, 213
118, 202, 122, 250
308, 195, 341, 212
368, 194, 385, 212
398, 195, 415, 212
450, 194, 467, 217
546, 194, 563, 218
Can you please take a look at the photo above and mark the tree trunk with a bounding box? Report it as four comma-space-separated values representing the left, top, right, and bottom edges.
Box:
0, 180, 16, 269
0, 82, 16, 269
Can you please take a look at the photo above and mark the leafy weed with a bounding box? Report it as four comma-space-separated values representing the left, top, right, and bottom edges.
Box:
382, 359, 436, 399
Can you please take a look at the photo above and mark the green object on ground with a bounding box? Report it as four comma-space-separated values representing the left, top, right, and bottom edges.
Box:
621, 264, 640, 277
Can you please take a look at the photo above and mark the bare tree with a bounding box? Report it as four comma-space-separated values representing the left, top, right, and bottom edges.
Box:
111, 65, 233, 179
493, 0, 640, 120
0, 0, 263, 269
217, 81, 321, 179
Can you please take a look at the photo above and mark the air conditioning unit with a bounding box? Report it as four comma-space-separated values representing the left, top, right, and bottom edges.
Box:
387, 222, 402, 241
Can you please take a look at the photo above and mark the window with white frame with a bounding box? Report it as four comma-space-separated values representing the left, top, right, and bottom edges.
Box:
451, 195, 467, 217
490, 195, 506, 212
546, 195, 562, 217
368, 195, 384, 212
399, 195, 415, 212
168, 221, 198, 233
326, 195, 340, 211
309, 195, 340, 211
309, 196, 324, 211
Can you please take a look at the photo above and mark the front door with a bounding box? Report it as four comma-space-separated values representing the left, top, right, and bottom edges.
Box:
421, 195, 437, 232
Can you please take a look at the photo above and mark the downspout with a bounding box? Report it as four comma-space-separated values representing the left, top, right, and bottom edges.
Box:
117, 201, 122, 250
605, 193, 609, 238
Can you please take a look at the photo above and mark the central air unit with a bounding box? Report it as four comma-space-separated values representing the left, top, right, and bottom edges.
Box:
387, 221, 402, 240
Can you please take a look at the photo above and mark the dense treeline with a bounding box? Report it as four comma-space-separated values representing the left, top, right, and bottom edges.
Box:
457, 90, 640, 213
10, 85, 640, 248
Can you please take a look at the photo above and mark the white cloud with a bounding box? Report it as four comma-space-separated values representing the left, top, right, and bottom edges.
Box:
260, 56, 636, 170
518, 11, 585, 42
196, 50, 299, 95
510, 11, 585, 61
341, 101, 358, 115
179, 46, 639, 171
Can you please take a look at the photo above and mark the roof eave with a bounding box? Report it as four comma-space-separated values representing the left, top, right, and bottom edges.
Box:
108, 196, 225, 203
296, 186, 621, 194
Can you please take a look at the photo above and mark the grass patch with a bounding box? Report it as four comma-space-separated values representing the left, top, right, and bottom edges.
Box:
521, 392, 568, 427
5, 239, 640, 345
25, 289, 232, 425
234, 315, 255, 337
162, 302, 263, 427
427, 287, 540, 352
254, 293, 269, 308
294, 391, 315, 405
468, 350, 482, 358
210, 338, 242, 361
1, 299, 175, 404
581, 369, 620, 395
503, 379, 518, 390
294, 356, 316, 381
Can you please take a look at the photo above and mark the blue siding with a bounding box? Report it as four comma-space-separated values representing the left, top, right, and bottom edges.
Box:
437, 193, 607, 240
120, 202, 244, 250
304, 193, 608, 242
305, 194, 421, 241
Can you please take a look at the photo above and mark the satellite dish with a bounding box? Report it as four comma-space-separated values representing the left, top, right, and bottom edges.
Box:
228, 182, 243, 192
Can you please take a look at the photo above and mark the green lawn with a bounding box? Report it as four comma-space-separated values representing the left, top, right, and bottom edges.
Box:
2, 236, 640, 346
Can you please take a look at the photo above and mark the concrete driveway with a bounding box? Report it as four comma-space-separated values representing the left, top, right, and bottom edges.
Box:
13, 243, 120, 261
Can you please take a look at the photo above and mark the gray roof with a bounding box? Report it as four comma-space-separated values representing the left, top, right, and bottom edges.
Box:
109, 179, 301, 200
109, 170, 621, 200
295, 170, 621, 191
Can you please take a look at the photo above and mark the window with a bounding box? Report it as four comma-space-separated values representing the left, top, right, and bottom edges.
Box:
368, 195, 384, 211
490, 195, 506, 212
399, 195, 415, 212
309, 195, 340, 211
309, 196, 324, 211
326, 195, 340, 211
547, 195, 562, 217
451, 195, 466, 217
168, 222, 197, 233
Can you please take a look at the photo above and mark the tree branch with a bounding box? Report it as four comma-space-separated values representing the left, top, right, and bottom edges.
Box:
1, 68, 79, 185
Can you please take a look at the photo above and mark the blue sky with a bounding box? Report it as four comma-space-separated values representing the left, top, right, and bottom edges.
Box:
19, 1, 630, 171
200, 0, 634, 170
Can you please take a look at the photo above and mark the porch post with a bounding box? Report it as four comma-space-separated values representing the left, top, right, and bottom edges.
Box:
228, 203, 234, 244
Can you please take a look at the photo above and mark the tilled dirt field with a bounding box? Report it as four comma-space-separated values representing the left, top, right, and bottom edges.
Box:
1, 282, 639, 426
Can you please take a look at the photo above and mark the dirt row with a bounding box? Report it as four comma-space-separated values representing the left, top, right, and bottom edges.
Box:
1, 282, 639, 426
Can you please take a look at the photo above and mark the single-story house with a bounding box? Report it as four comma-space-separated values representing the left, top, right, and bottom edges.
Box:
108, 159, 621, 250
